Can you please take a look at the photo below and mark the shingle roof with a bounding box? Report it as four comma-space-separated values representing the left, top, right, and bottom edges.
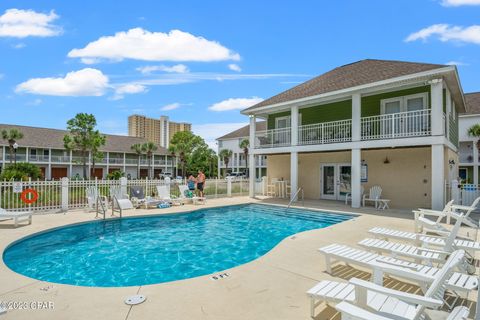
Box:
217, 122, 266, 140
244, 59, 448, 111
0, 123, 169, 154
464, 92, 480, 115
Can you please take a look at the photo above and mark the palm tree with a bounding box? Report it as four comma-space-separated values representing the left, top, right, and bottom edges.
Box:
219, 149, 233, 177
239, 138, 249, 176
130, 143, 143, 178
468, 124, 480, 151
142, 142, 158, 179
1, 129, 24, 164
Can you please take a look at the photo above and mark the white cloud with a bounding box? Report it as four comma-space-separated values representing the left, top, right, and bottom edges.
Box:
445, 60, 469, 66
192, 122, 247, 150
161, 103, 181, 111
441, 0, 480, 6
112, 83, 147, 100
12, 43, 25, 49
68, 28, 240, 63
0, 8, 61, 38
136, 64, 189, 74
228, 63, 241, 72
16, 68, 109, 96
406, 24, 480, 44
208, 97, 264, 112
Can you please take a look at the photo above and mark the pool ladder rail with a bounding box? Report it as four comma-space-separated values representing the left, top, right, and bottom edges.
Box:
95, 195, 108, 219
287, 188, 304, 209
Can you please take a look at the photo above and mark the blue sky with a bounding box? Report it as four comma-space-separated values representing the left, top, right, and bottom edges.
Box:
0, 0, 479, 149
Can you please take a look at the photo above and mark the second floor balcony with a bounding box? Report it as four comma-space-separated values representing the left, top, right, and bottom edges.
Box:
255, 109, 434, 149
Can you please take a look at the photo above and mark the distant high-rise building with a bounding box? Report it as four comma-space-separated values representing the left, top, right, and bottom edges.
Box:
128, 115, 191, 148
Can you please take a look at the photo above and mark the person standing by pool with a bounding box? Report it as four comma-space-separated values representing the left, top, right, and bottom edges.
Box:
187, 174, 196, 192
197, 170, 206, 198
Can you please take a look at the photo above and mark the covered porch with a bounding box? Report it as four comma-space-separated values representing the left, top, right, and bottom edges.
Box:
250, 146, 458, 210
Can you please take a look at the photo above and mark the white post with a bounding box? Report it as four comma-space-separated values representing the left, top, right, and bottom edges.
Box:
25, 147, 29, 162
262, 176, 267, 196
352, 93, 361, 141
351, 148, 361, 208
432, 144, 445, 210
152, 154, 155, 179
474, 147, 479, 185
450, 179, 460, 204
120, 177, 128, 198
123, 153, 126, 173
217, 155, 221, 178
291, 105, 299, 146
1, 146, 5, 172
227, 176, 233, 197
249, 115, 256, 197
430, 79, 444, 136
61, 177, 69, 212
164, 155, 167, 173
164, 177, 171, 195
290, 151, 298, 201
88, 151, 92, 179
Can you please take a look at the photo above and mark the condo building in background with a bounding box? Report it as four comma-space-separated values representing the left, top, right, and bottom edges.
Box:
0, 124, 175, 180
128, 115, 191, 148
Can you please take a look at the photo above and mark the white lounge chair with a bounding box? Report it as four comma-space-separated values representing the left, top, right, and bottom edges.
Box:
86, 186, 108, 212
308, 250, 465, 318
318, 244, 477, 295
0, 208, 32, 227
109, 186, 134, 213
335, 300, 470, 320
156, 185, 183, 205
178, 185, 206, 205
450, 196, 480, 228
362, 185, 389, 209
359, 214, 465, 265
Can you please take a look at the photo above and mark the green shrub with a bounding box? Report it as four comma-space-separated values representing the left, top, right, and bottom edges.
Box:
0, 163, 42, 181
106, 170, 124, 180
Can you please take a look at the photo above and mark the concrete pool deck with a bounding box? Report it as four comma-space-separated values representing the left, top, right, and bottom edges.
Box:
0, 197, 477, 319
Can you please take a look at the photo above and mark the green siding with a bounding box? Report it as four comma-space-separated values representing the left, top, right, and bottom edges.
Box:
361, 86, 431, 117
266, 85, 431, 129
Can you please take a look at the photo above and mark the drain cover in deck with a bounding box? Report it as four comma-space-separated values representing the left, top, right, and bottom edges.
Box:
125, 295, 146, 305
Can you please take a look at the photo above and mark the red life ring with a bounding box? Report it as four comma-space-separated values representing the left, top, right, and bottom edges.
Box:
21, 189, 38, 204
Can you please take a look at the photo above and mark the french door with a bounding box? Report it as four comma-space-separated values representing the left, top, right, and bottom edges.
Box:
321, 163, 351, 200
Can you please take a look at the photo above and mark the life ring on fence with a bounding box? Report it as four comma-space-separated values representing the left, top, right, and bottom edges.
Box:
21, 189, 39, 204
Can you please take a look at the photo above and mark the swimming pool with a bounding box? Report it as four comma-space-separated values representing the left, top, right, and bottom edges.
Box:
3, 204, 353, 287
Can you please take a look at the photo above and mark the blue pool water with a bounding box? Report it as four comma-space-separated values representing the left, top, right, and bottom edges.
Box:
3, 204, 353, 287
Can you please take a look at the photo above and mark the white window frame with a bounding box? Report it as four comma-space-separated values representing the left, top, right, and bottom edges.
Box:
274, 114, 302, 129
380, 92, 429, 114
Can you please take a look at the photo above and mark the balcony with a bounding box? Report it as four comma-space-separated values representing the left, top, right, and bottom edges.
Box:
109, 158, 124, 164
254, 109, 432, 149
29, 155, 50, 162
51, 155, 71, 162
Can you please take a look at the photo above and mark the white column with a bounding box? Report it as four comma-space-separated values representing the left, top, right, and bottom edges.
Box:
123, 153, 126, 173
474, 165, 479, 185
446, 89, 451, 140
25, 147, 29, 162
106, 152, 110, 177
351, 148, 361, 208
69, 150, 73, 177
257, 155, 261, 179
249, 115, 256, 197
430, 79, 444, 136
164, 155, 168, 173
152, 154, 155, 179
431, 144, 445, 210
290, 152, 298, 200
1, 146, 5, 172
217, 154, 221, 178
291, 105, 299, 146
47, 148, 52, 180
352, 93, 361, 141
88, 151, 92, 179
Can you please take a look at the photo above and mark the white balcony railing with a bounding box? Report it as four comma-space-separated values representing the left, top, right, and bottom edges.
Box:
299, 119, 352, 145
29, 155, 50, 162
361, 109, 431, 141
255, 127, 291, 148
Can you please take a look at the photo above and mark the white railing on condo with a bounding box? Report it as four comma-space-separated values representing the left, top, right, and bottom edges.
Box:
298, 119, 352, 145
0, 178, 254, 212
255, 127, 291, 148
28, 155, 50, 162
361, 109, 431, 140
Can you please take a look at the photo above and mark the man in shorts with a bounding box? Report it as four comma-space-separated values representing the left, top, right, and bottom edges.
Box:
196, 170, 206, 198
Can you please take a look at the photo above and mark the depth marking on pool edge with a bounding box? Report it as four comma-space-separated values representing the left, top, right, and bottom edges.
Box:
211, 273, 230, 280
